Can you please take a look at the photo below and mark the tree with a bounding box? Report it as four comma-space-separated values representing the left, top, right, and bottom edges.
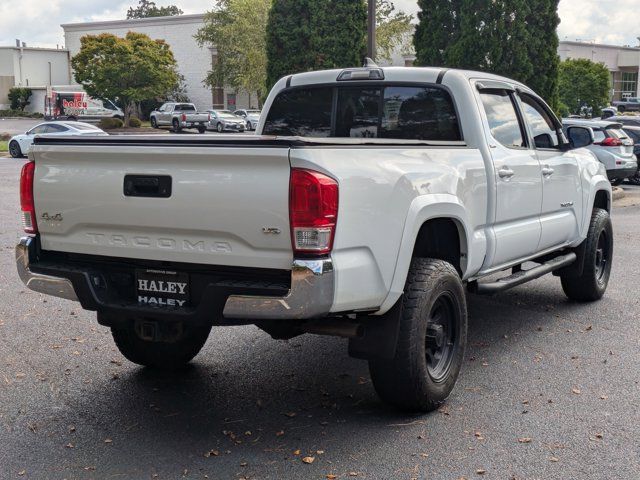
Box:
558, 58, 611, 116
71, 32, 180, 126
414, 0, 561, 108
195, 0, 271, 106
414, 0, 462, 66
127, 0, 183, 18
375, 0, 414, 63
8, 87, 32, 111
266, 0, 367, 89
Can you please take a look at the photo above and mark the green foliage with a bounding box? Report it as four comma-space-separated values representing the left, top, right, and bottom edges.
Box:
8, 87, 32, 111
558, 59, 611, 116
0, 109, 42, 118
414, 0, 560, 108
196, 0, 271, 105
127, 0, 183, 18
266, 0, 367, 89
71, 32, 180, 126
375, 0, 414, 62
98, 118, 124, 130
128, 116, 142, 128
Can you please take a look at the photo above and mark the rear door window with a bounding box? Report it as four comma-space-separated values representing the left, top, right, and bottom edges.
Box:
519, 94, 560, 149
480, 91, 526, 149
263, 87, 333, 137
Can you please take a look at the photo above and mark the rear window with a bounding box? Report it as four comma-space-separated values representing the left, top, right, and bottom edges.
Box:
263, 88, 333, 137
175, 104, 196, 111
263, 85, 461, 141
69, 123, 99, 131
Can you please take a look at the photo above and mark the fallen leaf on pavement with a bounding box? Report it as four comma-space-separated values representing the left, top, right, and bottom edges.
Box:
104, 438, 113, 444
293, 449, 301, 456
550, 456, 559, 462
326, 475, 337, 480
571, 388, 581, 395
518, 438, 532, 444
302, 456, 315, 464
476, 469, 486, 475
276, 430, 285, 436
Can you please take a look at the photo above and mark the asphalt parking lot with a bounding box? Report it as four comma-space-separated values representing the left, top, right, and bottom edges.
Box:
1, 156, 639, 480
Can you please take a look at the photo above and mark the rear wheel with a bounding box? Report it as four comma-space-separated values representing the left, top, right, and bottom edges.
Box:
112, 321, 211, 370
197, 125, 206, 134
216, 123, 223, 133
66, 116, 77, 122
628, 169, 640, 186
150, 117, 158, 129
172, 119, 181, 133
368, 258, 467, 412
618, 106, 626, 113
246, 121, 252, 131
561, 208, 613, 302
9, 141, 22, 158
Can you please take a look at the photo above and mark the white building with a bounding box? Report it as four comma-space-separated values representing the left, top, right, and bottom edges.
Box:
62, 14, 256, 111
0, 44, 71, 111
558, 40, 640, 101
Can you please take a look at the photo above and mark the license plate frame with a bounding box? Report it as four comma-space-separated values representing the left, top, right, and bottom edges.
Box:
136, 269, 190, 309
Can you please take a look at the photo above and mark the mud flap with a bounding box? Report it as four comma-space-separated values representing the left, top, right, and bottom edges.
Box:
348, 298, 403, 360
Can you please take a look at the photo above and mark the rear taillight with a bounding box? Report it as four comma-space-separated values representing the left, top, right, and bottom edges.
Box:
181, 113, 186, 122
20, 161, 37, 234
598, 137, 623, 147
289, 169, 338, 256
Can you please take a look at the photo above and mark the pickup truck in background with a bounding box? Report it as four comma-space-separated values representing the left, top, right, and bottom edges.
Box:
150, 103, 210, 133
612, 96, 640, 113
17, 65, 613, 412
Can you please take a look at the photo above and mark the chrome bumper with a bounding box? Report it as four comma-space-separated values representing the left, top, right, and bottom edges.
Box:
16, 237, 334, 320
15, 237, 78, 301
223, 259, 334, 320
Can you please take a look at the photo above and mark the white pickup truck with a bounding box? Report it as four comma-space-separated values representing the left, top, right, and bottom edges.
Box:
149, 102, 210, 133
17, 65, 613, 412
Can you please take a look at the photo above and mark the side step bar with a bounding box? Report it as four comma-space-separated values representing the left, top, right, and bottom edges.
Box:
470, 253, 577, 295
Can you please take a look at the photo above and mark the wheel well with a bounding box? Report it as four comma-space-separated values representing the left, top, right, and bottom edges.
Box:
594, 190, 610, 212
412, 218, 464, 275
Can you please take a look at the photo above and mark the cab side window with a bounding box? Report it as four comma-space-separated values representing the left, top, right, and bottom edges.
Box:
520, 94, 561, 149
480, 90, 526, 149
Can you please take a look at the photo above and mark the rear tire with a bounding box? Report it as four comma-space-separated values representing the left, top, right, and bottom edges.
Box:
150, 117, 158, 129
197, 125, 206, 134
368, 258, 467, 412
628, 169, 640, 186
172, 119, 181, 133
216, 123, 223, 133
618, 106, 626, 113
561, 208, 613, 302
610, 179, 623, 186
9, 141, 22, 158
112, 322, 211, 370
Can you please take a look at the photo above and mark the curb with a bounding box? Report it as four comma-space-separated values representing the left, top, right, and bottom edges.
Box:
612, 187, 625, 201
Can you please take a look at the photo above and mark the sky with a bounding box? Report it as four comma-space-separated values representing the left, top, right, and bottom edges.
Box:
1, 0, 639, 50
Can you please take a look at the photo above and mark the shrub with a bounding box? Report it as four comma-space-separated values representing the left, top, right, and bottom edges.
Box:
128, 116, 142, 128
7, 88, 32, 111
1, 133, 11, 141
98, 118, 124, 130
0, 109, 43, 118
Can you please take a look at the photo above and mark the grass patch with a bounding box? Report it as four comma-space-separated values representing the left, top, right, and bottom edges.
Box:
0, 141, 8, 152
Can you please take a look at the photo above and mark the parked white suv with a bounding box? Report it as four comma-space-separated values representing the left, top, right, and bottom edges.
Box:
16, 65, 612, 412
563, 119, 638, 183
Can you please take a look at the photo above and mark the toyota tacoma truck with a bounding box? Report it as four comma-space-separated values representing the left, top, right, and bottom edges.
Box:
16, 65, 613, 412
149, 102, 210, 133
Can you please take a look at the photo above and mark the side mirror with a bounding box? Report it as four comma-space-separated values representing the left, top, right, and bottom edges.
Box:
566, 126, 595, 149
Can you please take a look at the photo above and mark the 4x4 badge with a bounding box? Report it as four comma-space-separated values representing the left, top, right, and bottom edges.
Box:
41, 213, 63, 222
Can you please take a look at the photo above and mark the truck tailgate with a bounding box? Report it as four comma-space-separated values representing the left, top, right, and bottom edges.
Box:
32, 141, 293, 270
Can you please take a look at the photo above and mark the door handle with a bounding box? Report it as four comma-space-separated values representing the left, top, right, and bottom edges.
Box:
541, 166, 555, 177
498, 167, 515, 179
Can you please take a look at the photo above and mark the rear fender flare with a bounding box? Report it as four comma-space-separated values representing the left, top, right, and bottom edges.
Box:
377, 194, 483, 314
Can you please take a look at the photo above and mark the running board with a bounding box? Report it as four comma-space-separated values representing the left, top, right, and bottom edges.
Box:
470, 253, 577, 295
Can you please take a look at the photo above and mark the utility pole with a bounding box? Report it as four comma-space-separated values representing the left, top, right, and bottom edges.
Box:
367, 0, 376, 60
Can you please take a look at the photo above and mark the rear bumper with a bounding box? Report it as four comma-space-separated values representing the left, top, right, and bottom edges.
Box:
15, 237, 334, 322
607, 166, 638, 181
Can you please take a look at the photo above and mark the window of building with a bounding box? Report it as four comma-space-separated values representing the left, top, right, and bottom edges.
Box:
621, 72, 638, 98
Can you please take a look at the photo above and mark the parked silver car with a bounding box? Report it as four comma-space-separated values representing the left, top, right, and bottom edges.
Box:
234, 109, 261, 131
208, 110, 246, 133
563, 119, 638, 183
